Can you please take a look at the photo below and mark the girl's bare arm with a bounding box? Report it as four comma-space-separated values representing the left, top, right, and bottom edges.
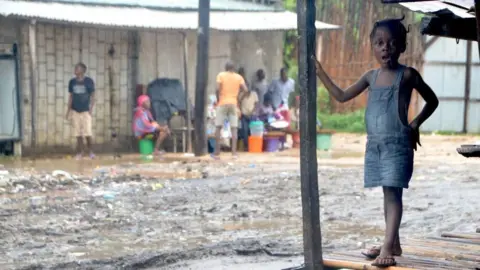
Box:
407, 67, 439, 128
312, 56, 370, 103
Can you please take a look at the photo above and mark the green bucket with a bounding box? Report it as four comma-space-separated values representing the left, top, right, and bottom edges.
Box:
316, 133, 332, 151
139, 138, 154, 155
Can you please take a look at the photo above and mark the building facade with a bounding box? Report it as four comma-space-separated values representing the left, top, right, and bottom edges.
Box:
0, 0, 338, 155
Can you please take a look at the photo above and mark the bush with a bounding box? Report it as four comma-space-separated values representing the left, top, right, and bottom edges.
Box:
318, 109, 366, 133
317, 86, 365, 133
290, 83, 366, 133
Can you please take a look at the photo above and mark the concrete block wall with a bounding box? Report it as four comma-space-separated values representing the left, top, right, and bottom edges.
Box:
137, 30, 285, 104
231, 31, 285, 86
138, 30, 198, 102
17, 21, 133, 151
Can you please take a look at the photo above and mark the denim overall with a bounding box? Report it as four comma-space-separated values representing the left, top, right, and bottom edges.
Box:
364, 65, 414, 189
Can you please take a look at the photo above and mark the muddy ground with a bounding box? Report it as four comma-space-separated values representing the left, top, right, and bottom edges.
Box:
0, 134, 479, 269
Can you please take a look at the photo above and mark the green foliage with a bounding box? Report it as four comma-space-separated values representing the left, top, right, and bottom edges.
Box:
284, 0, 296, 11
317, 86, 366, 133
414, 13, 425, 23
317, 86, 330, 113
318, 109, 366, 133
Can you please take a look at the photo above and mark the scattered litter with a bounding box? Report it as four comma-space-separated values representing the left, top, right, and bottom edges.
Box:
30, 196, 47, 207
103, 192, 116, 201
69, 252, 86, 257
240, 179, 251, 185
52, 170, 73, 180
0, 177, 9, 187
151, 183, 164, 191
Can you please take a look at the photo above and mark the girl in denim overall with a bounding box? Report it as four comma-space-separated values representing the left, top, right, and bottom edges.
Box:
313, 16, 439, 267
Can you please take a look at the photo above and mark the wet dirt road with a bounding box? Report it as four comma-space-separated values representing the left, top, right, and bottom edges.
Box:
0, 134, 479, 269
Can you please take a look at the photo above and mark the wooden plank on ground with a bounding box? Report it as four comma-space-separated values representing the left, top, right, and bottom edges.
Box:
427, 236, 480, 246
323, 234, 480, 270
327, 250, 477, 270
441, 232, 480, 240
323, 258, 416, 270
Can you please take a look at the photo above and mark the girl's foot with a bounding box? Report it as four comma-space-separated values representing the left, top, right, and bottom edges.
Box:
361, 245, 402, 259
89, 152, 95, 159
75, 153, 83, 160
211, 154, 220, 160
371, 256, 396, 267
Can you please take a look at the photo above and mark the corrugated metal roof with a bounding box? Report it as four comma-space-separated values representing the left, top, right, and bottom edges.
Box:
38, 0, 279, 11
395, 0, 475, 19
0, 0, 340, 31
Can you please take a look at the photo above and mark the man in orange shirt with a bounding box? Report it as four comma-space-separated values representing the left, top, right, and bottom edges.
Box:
213, 61, 248, 158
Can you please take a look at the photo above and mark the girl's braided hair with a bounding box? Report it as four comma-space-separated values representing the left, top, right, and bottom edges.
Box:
370, 15, 410, 52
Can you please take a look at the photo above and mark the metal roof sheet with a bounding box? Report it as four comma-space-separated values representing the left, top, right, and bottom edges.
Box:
0, 0, 340, 31
44, 0, 279, 11
395, 0, 475, 19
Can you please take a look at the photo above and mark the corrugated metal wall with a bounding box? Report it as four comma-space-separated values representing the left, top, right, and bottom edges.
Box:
421, 37, 480, 133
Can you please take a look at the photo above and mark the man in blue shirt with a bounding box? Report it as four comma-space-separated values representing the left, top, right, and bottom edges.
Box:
268, 67, 295, 109
65, 62, 95, 160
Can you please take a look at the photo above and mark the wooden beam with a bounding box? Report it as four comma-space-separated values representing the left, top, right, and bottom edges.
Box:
463, 41, 472, 133
323, 259, 416, 270
27, 20, 37, 151
182, 32, 192, 154
193, 0, 210, 156
421, 17, 478, 41
297, 0, 323, 269
475, 0, 480, 61
424, 36, 439, 51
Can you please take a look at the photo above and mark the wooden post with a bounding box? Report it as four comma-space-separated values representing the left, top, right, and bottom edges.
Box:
182, 32, 192, 153
28, 20, 37, 151
297, 0, 323, 269
475, 0, 480, 61
194, 0, 210, 156
462, 41, 472, 133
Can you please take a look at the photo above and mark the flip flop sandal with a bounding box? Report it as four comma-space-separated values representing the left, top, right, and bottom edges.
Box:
210, 154, 220, 160
361, 246, 402, 259
371, 256, 397, 268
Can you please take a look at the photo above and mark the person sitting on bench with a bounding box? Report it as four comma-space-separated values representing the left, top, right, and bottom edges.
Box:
133, 95, 170, 156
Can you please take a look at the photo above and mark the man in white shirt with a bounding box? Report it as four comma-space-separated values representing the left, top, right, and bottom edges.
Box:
268, 67, 295, 109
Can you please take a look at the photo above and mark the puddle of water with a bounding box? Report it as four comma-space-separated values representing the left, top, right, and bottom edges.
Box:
0, 154, 184, 174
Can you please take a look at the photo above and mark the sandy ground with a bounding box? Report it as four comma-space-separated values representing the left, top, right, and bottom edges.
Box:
0, 133, 479, 270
